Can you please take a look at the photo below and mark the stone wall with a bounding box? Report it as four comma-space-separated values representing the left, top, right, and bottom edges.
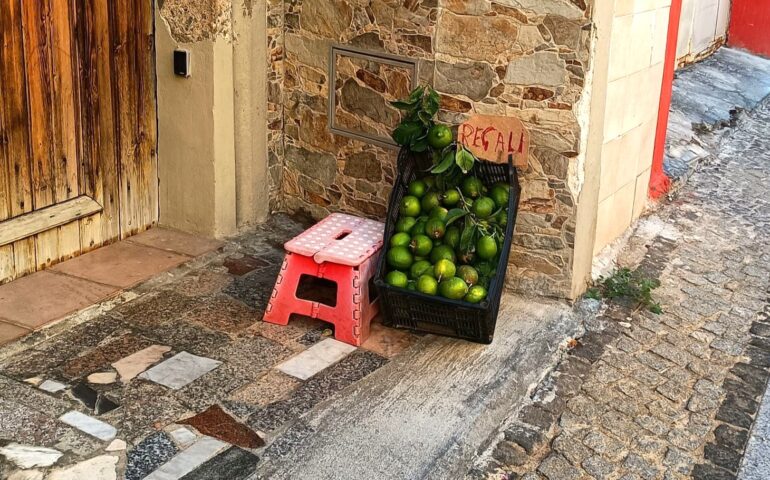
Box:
271, 0, 596, 298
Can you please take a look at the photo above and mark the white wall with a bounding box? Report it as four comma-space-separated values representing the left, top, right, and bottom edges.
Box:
677, 0, 731, 63
594, 0, 671, 255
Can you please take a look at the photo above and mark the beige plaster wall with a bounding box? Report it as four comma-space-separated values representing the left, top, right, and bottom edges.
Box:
677, 0, 730, 64
155, 0, 270, 238
593, 0, 671, 255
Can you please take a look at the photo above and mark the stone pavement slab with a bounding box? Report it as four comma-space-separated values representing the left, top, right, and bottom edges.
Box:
51, 241, 190, 289
0, 320, 29, 344
59, 411, 117, 441
251, 295, 582, 480
0, 271, 117, 330
126, 227, 222, 257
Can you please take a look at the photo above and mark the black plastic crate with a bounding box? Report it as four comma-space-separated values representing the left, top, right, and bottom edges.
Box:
374, 148, 521, 344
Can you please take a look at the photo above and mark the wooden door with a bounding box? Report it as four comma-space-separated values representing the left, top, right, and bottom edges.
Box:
0, 0, 157, 284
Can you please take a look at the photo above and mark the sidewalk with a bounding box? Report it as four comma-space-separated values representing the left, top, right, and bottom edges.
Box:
472, 87, 770, 478
664, 47, 770, 189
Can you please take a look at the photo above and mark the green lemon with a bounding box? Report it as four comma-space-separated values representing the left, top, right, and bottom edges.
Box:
476, 236, 498, 261
385, 270, 409, 288
457, 265, 479, 286
410, 235, 433, 257
433, 259, 457, 281
400, 195, 421, 217
395, 216, 417, 233
416, 275, 439, 296
490, 184, 510, 209
461, 177, 484, 199
464, 285, 488, 304
430, 207, 449, 222
427, 124, 454, 149
439, 277, 469, 300
421, 192, 441, 213
387, 246, 413, 270
390, 232, 411, 248
442, 189, 462, 207
494, 210, 508, 228
424, 176, 436, 190
410, 260, 433, 279
430, 245, 456, 264
472, 197, 496, 218
425, 218, 446, 240
408, 180, 428, 198
444, 226, 461, 249
410, 218, 427, 236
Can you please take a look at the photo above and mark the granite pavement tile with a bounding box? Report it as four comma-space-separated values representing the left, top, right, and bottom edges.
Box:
180, 295, 257, 334
180, 446, 260, 480
228, 370, 302, 408
223, 265, 283, 311
59, 332, 154, 380
124, 432, 178, 480
114, 292, 202, 331
248, 350, 388, 432
171, 271, 234, 298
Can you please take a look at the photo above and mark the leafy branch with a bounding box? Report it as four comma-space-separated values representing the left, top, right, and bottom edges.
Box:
391, 85, 440, 153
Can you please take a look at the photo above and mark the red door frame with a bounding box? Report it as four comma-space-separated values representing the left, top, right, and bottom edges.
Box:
649, 0, 684, 198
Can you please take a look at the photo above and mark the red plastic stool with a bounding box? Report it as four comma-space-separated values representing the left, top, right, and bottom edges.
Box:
263, 213, 384, 346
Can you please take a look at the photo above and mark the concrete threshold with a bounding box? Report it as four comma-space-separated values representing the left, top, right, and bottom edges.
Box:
251, 294, 584, 480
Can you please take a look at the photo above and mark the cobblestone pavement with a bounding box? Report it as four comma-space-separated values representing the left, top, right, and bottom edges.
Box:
0, 214, 419, 479
471, 100, 770, 479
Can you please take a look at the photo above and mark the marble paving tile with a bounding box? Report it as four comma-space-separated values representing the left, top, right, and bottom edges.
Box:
38, 380, 67, 393
105, 439, 126, 452
144, 437, 229, 480
112, 345, 171, 383
87, 372, 117, 385
139, 352, 221, 390
0, 443, 63, 469
275, 338, 357, 380
125, 432, 178, 480
59, 411, 117, 441
179, 447, 259, 480
179, 405, 265, 449
8, 470, 45, 480
47, 455, 118, 480
168, 427, 197, 448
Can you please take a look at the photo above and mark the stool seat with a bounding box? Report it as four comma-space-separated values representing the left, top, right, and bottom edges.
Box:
284, 213, 384, 267
263, 214, 385, 347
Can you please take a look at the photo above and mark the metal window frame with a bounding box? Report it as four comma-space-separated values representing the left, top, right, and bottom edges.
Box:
328, 45, 419, 150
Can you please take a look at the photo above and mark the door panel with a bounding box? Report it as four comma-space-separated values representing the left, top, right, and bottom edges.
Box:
0, 0, 158, 283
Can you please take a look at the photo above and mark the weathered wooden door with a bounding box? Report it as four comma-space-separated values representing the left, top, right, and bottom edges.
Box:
0, 0, 157, 284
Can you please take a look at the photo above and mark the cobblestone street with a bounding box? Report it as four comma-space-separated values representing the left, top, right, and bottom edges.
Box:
472, 98, 770, 479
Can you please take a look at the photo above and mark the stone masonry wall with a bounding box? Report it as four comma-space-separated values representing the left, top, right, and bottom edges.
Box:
272, 0, 595, 298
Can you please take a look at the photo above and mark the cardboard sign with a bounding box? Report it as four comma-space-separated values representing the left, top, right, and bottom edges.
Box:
458, 115, 529, 167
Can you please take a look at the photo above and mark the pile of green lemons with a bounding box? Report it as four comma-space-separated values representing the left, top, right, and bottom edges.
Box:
384, 173, 510, 304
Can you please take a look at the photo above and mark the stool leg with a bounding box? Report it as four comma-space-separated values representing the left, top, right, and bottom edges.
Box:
263, 254, 303, 326
329, 266, 364, 347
